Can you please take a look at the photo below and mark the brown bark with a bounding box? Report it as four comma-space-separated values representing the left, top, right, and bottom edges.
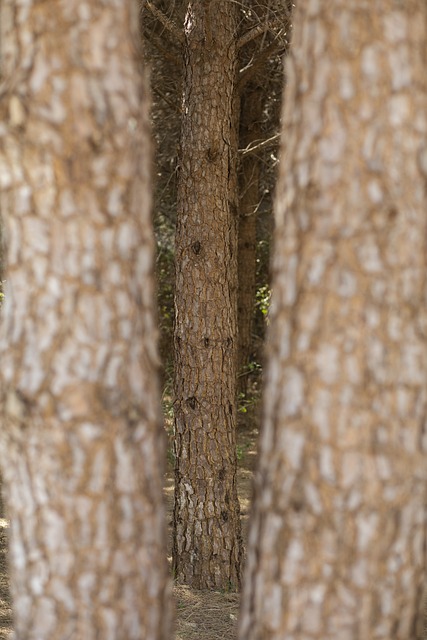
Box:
0, 2, 171, 638
239, 1, 427, 638
173, 0, 243, 590
237, 84, 263, 396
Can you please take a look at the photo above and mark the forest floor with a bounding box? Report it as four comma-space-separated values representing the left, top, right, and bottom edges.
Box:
0, 402, 259, 640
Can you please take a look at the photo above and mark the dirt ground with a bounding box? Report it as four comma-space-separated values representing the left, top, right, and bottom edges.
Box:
0, 418, 258, 640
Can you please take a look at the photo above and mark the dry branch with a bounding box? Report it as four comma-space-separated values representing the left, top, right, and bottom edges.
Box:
144, 0, 184, 46
237, 18, 284, 49
239, 133, 280, 157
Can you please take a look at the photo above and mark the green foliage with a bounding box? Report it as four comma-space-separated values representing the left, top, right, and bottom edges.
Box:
252, 235, 271, 351
236, 442, 250, 462
255, 284, 270, 318
238, 387, 261, 416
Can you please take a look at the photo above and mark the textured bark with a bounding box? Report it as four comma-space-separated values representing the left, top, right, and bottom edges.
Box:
173, 0, 243, 590
237, 84, 263, 395
239, 1, 427, 639
0, 2, 171, 639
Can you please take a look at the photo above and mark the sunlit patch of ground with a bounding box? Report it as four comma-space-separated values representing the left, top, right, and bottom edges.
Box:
174, 585, 239, 640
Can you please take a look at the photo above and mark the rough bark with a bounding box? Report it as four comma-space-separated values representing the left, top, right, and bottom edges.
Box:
239, 1, 427, 638
173, 0, 243, 590
0, 2, 171, 639
237, 84, 263, 396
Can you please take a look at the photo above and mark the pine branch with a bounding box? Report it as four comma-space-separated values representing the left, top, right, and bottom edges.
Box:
144, 1, 184, 47
239, 133, 280, 157
153, 86, 181, 114
237, 18, 284, 50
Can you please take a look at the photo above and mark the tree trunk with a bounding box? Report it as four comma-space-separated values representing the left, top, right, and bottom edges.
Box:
173, 0, 243, 590
0, 2, 171, 638
239, 1, 427, 638
237, 84, 263, 396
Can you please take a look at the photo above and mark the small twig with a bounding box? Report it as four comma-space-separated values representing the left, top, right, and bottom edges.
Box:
239, 133, 280, 157
144, 0, 184, 46
237, 19, 284, 50
153, 86, 181, 114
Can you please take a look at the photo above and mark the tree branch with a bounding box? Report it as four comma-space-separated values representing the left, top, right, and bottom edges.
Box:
239, 133, 280, 157
237, 19, 285, 50
144, 1, 184, 47
152, 86, 181, 114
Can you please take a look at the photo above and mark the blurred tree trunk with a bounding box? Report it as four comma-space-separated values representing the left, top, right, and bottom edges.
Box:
0, 477, 4, 520
239, 1, 427, 639
237, 84, 263, 396
173, 0, 243, 590
0, 2, 171, 639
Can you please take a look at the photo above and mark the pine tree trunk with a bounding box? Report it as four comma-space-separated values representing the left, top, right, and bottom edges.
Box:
239, 1, 427, 638
173, 0, 243, 590
237, 84, 263, 396
0, 2, 171, 638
